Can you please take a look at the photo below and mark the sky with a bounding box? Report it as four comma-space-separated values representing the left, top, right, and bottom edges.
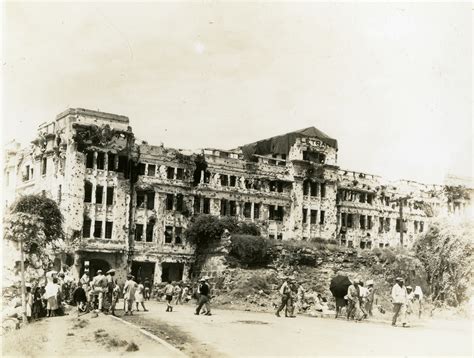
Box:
1, 1, 472, 185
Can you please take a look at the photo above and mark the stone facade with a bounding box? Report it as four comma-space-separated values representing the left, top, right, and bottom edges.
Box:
4, 108, 472, 284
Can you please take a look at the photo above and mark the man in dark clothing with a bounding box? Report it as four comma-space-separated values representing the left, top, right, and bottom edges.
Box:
276, 277, 293, 317
195, 278, 211, 316
73, 282, 88, 313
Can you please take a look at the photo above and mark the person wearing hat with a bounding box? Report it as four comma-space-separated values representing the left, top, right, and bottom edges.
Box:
391, 277, 409, 327
105, 269, 116, 314
346, 278, 362, 321
275, 276, 293, 318
123, 274, 137, 315
195, 277, 211, 316
92, 269, 107, 311
365, 280, 376, 317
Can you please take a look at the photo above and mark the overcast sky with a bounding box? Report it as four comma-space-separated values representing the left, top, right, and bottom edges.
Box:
2, 1, 472, 184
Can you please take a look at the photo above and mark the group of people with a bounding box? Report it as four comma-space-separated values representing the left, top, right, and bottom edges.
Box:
275, 276, 322, 317
70, 269, 150, 316
276, 275, 423, 327
391, 277, 423, 327
24, 271, 72, 321
343, 278, 376, 321
157, 277, 212, 316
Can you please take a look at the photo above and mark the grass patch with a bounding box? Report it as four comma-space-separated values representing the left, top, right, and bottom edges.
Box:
126, 342, 139, 352
108, 338, 128, 348
73, 319, 89, 329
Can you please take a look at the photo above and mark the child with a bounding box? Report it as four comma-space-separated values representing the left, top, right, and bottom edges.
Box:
26, 286, 33, 322
73, 282, 88, 313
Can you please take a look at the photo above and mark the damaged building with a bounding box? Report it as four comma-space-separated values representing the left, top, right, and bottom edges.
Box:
4, 108, 472, 284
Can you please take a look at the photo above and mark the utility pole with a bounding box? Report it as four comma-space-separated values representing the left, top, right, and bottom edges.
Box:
19, 235, 28, 324
390, 196, 411, 247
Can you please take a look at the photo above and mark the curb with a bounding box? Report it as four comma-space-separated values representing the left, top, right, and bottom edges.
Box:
109, 314, 188, 357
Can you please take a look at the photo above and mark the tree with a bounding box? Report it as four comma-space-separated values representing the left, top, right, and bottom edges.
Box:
185, 215, 261, 247
4, 195, 65, 323
4, 212, 44, 323
12, 195, 64, 243
413, 218, 473, 306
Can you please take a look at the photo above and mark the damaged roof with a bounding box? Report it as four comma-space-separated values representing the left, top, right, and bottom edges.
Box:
239, 126, 338, 159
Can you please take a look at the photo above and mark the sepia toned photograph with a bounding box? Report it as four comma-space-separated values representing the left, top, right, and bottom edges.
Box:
1, 1, 472, 357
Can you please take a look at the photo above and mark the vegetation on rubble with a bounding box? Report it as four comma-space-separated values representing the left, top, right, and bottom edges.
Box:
229, 235, 271, 267
413, 218, 473, 306
185, 215, 260, 247
73, 124, 121, 152
444, 185, 470, 202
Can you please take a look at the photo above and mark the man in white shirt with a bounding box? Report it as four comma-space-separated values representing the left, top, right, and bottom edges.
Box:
391, 277, 409, 327
92, 270, 107, 311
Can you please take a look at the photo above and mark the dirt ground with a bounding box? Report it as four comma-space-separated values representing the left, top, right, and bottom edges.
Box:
123, 301, 473, 357
3, 300, 472, 357
2, 309, 178, 357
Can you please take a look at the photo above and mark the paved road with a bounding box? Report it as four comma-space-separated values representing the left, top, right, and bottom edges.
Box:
121, 301, 472, 357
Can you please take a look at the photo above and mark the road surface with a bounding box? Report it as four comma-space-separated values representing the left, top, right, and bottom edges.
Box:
122, 301, 472, 357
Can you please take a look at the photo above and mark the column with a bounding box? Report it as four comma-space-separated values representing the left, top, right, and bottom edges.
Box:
154, 261, 162, 284
251, 202, 255, 220
200, 170, 204, 183
182, 264, 190, 282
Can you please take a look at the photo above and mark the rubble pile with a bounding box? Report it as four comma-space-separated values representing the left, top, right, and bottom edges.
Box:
210, 243, 428, 317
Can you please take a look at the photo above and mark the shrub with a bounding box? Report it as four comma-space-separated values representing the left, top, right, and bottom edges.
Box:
230, 235, 271, 267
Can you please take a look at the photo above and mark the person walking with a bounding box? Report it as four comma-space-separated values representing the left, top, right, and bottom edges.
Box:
123, 274, 137, 316
365, 280, 376, 316
195, 277, 211, 316
346, 278, 362, 321
144, 279, 151, 300
135, 279, 148, 312
164, 281, 174, 312
285, 280, 297, 318
275, 276, 293, 317
174, 283, 183, 305
391, 277, 409, 327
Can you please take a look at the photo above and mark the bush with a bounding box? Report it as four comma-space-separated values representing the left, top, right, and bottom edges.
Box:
230, 235, 271, 267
